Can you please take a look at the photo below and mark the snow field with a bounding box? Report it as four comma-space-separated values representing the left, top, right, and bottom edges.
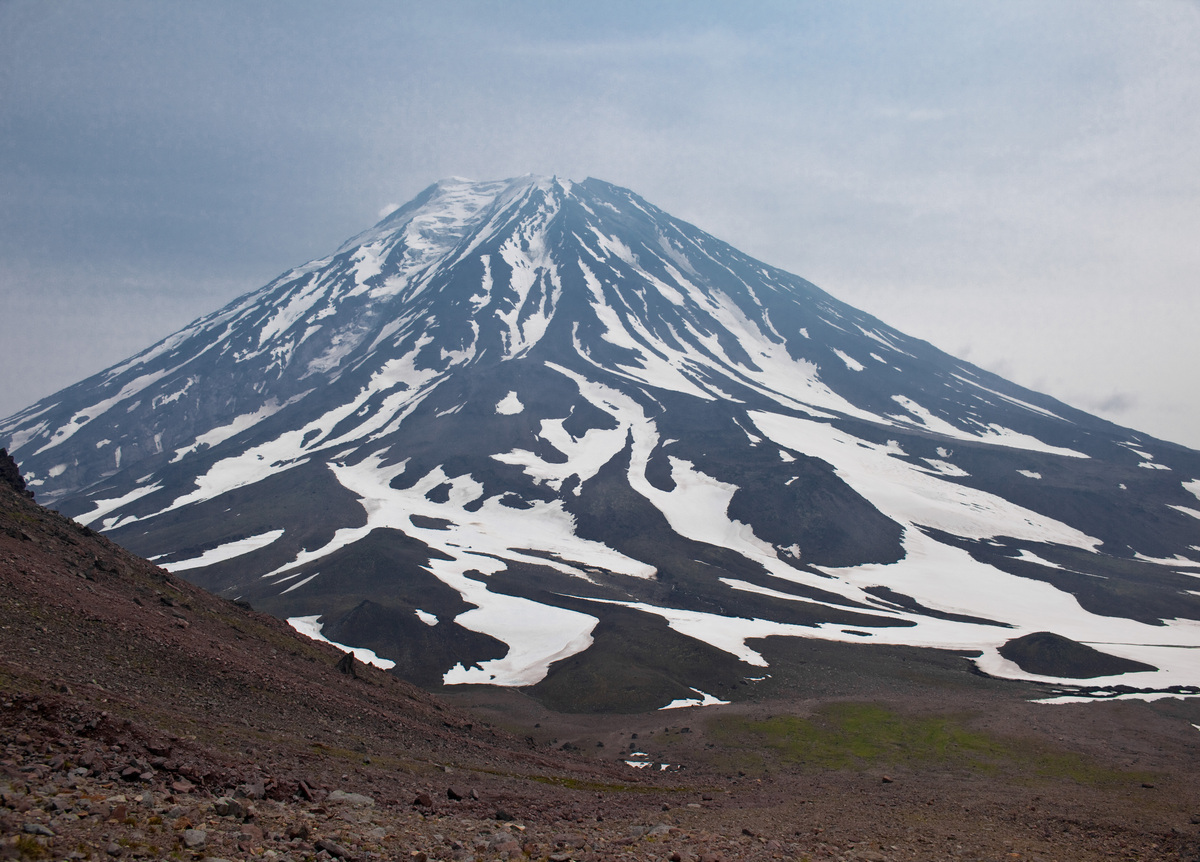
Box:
260, 451, 654, 686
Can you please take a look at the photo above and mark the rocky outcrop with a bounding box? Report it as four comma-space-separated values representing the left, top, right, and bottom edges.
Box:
0, 447, 32, 499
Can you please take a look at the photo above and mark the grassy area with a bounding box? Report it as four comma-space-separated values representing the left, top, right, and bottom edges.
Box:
705, 702, 1156, 786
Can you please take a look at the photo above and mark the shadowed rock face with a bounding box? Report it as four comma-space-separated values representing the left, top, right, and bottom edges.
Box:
0, 447, 32, 498
2, 176, 1200, 708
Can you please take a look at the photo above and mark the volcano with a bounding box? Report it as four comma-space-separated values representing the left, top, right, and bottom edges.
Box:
4, 175, 1200, 710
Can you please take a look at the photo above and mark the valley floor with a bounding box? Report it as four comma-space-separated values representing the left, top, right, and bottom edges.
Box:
4, 681, 1200, 862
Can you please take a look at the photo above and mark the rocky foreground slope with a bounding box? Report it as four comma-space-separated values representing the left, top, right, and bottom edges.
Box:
4, 447, 1200, 861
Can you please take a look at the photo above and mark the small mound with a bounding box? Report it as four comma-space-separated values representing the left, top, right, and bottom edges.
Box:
998, 631, 1156, 679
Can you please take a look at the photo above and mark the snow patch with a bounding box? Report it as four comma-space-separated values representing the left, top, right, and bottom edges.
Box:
415, 609, 438, 627
75, 483, 165, 528
889, 395, 1088, 458
161, 529, 286, 573
495, 391, 524, 415
33, 367, 178, 456
832, 349, 864, 371
659, 689, 730, 709
257, 277, 328, 347
287, 615, 395, 670
171, 396, 303, 463
921, 459, 969, 477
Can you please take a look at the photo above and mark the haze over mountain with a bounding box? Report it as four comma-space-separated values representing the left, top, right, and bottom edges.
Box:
4, 175, 1199, 711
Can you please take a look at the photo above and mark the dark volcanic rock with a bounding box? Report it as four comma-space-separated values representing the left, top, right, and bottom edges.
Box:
335, 650, 359, 678
0, 447, 32, 499
998, 630, 1157, 678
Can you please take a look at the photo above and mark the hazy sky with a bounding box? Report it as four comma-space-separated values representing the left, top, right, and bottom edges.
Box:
2, 1, 1199, 447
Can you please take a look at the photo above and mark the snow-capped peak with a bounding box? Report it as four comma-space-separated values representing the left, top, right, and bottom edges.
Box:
3, 176, 1199, 708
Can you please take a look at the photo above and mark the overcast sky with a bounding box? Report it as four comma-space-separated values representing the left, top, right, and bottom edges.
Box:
2, 1, 1199, 447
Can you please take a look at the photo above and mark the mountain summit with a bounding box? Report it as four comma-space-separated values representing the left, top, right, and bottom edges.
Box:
4, 175, 1200, 709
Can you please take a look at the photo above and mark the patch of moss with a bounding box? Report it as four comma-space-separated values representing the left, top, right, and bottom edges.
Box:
707, 702, 1155, 786
14, 834, 49, 859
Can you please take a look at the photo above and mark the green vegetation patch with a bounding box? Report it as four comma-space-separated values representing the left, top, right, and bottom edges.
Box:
708, 702, 1153, 785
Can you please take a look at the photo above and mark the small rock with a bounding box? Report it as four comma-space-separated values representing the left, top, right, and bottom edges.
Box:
104, 843, 122, 857
412, 793, 433, 808
327, 790, 374, 806
316, 837, 355, 859
182, 828, 207, 849
236, 781, 266, 800
213, 796, 245, 818
447, 786, 465, 801
23, 823, 55, 837
881, 775, 894, 783
287, 823, 311, 840
494, 808, 514, 822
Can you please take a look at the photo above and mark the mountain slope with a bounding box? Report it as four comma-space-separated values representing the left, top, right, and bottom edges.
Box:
4, 176, 1200, 709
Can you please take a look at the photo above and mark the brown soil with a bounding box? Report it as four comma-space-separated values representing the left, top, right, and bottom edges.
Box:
3, 465, 1200, 861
